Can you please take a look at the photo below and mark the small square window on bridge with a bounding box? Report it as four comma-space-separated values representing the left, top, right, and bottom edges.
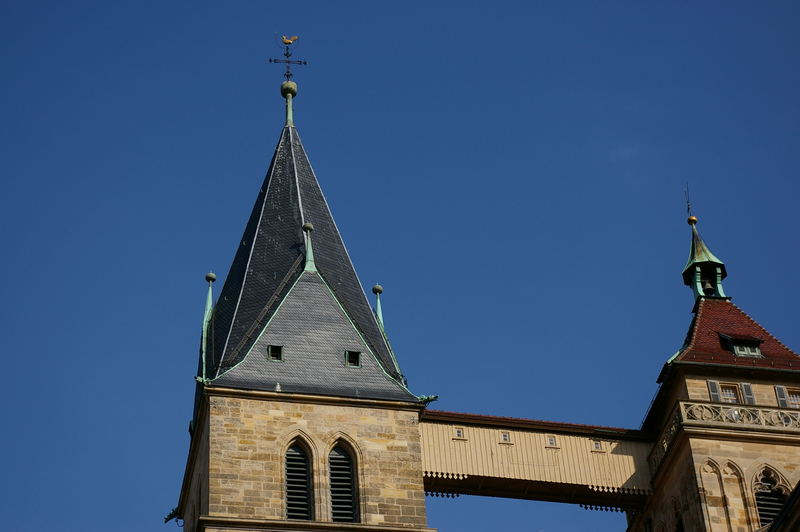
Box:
592, 440, 605, 452
344, 351, 361, 367
546, 435, 558, 448
267, 345, 283, 362
499, 431, 512, 444
453, 427, 466, 440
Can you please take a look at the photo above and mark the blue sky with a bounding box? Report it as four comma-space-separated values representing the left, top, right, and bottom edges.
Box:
2, 2, 799, 531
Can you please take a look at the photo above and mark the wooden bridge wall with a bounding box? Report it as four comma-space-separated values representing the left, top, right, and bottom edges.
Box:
419, 411, 653, 509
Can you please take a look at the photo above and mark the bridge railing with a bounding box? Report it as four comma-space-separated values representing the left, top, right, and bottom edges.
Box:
648, 401, 800, 475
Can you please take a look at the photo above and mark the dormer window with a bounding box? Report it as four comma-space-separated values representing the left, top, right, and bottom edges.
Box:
718, 333, 764, 358
733, 344, 762, 357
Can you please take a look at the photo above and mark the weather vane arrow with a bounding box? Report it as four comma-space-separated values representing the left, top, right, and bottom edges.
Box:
268, 35, 308, 80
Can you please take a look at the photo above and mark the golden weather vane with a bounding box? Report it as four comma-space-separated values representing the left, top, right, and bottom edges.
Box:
268, 35, 307, 80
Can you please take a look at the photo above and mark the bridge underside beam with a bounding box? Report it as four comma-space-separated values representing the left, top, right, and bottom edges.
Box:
423, 475, 647, 510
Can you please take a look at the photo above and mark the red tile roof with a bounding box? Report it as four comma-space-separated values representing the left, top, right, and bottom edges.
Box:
421, 410, 647, 439
676, 298, 799, 369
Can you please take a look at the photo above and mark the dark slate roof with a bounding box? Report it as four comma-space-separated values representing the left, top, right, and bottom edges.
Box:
672, 298, 800, 370
204, 125, 409, 398
213, 270, 416, 401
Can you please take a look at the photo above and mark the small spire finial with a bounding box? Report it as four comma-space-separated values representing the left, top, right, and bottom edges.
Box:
302, 223, 317, 272
373, 284, 385, 330
200, 271, 216, 381
268, 36, 307, 127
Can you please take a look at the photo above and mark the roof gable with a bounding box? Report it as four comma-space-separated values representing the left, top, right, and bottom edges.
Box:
674, 298, 799, 370
212, 270, 416, 402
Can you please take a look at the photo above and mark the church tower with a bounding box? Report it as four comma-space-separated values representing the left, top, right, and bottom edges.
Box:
174, 71, 435, 531
630, 216, 800, 531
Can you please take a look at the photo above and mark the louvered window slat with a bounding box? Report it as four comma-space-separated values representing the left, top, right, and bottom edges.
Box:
755, 468, 788, 527
329, 447, 358, 522
286, 445, 313, 520
756, 491, 787, 526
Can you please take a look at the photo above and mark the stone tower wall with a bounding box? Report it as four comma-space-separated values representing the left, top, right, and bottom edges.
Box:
205, 394, 429, 529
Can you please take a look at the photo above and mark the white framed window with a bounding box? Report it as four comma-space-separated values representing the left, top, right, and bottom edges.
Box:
546, 435, 558, 448
499, 431, 512, 444
592, 440, 604, 452
789, 389, 800, 409
778, 386, 800, 409
709, 380, 753, 404
453, 427, 466, 440
733, 344, 762, 357
720, 383, 741, 404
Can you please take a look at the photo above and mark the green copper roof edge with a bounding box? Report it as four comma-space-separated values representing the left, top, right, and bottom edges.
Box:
200, 282, 214, 380
210, 274, 304, 382
378, 319, 402, 377
665, 349, 683, 365
315, 272, 414, 395
372, 291, 402, 376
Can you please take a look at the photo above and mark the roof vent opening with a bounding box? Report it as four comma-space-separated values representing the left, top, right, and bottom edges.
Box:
345, 351, 361, 368
268, 345, 284, 362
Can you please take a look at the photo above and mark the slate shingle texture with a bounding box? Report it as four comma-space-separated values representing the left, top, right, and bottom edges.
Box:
213, 271, 416, 401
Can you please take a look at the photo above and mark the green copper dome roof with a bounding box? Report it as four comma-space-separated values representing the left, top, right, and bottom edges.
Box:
682, 217, 726, 286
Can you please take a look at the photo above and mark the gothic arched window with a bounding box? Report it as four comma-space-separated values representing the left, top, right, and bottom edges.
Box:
754, 467, 789, 527
286, 443, 314, 520
329, 445, 359, 522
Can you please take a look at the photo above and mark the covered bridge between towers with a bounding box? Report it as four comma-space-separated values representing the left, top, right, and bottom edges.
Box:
419, 410, 653, 511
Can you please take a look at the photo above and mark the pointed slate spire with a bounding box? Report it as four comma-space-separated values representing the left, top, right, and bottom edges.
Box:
202, 80, 411, 400
682, 216, 728, 299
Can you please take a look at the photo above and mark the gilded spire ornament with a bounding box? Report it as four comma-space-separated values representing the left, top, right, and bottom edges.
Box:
268, 35, 308, 126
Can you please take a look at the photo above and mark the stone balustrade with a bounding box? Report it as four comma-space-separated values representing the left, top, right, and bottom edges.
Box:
648, 401, 800, 475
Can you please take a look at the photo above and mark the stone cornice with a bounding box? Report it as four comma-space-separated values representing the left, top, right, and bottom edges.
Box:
205, 386, 424, 411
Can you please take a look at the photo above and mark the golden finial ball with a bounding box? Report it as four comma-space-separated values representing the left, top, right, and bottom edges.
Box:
281, 81, 298, 99
687, 215, 698, 225
372, 284, 383, 295
302, 222, 314, 232
205, 272, 217, 283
